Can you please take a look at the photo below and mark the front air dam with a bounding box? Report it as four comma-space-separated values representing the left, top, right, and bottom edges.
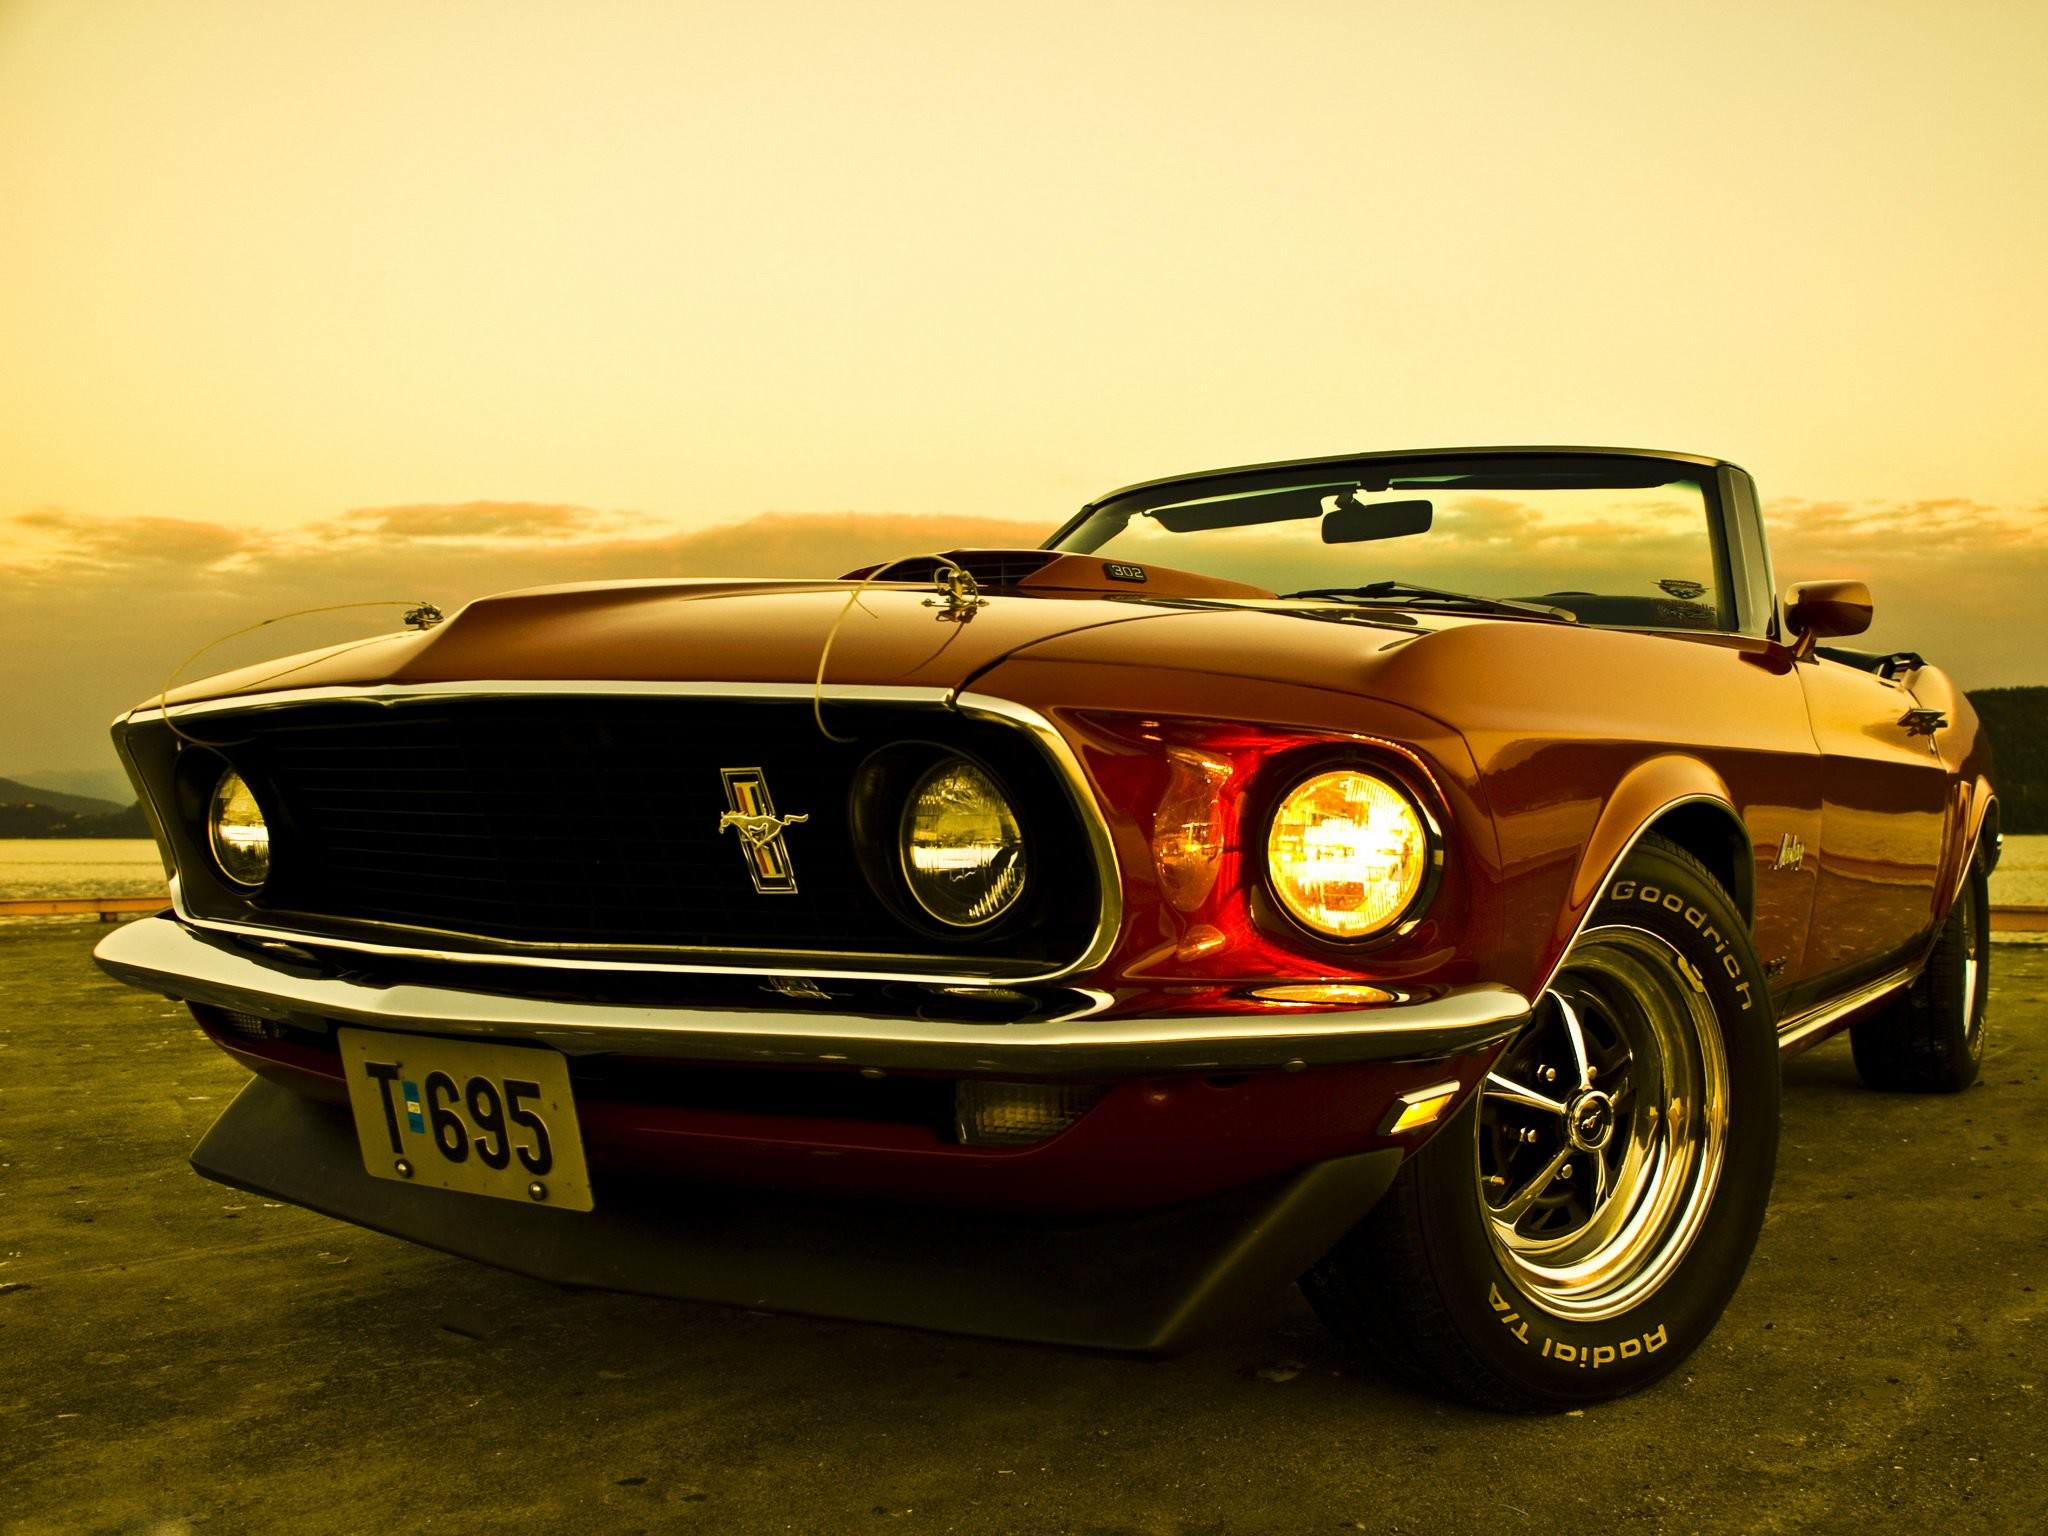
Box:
191, 1075, 1402, 1353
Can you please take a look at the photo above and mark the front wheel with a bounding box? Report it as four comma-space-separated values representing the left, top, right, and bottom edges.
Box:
1302, 835, 1779, 1410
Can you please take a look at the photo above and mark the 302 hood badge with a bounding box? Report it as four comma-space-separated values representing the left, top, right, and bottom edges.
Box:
719, 768, 809, 895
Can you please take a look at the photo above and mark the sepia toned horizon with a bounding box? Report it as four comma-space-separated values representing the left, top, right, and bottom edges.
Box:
4, 0, 2046, 773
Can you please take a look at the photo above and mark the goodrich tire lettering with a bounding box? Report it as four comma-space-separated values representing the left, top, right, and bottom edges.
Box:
1303, 834, 1777, 1410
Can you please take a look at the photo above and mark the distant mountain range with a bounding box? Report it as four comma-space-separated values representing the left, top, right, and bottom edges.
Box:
0, 776, 124, 817
0, 776, 146, 838
4, 686, 2041, 839
1966, 688, 2047, 836
10, 767, 134, 806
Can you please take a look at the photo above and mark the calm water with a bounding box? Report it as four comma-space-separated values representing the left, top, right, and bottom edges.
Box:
4, 834, 2046, 905
1992, 833, 2048, 907
0, 839, 167, 902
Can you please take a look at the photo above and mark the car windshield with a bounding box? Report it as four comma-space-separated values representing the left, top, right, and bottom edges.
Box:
1052, 454, 1734, 631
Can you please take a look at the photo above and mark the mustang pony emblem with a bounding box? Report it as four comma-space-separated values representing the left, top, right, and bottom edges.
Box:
719, 768, 809, 894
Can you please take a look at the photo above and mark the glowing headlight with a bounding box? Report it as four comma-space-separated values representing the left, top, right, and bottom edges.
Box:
1266, 769, 1429, 939
900, 758, 1027, 928
208, 768, 272, 887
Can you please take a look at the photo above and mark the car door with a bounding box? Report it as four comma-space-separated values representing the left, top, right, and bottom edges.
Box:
1795, 655, 1952, 981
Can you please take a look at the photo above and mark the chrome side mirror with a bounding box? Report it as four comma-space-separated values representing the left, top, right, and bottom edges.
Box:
1784, 579, 1873, 659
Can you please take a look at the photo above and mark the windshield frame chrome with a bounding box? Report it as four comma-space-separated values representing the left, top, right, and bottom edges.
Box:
1049, 446, 1772, 641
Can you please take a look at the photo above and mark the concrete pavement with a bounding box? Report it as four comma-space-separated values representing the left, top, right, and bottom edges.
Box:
1, 920, 2042, 1535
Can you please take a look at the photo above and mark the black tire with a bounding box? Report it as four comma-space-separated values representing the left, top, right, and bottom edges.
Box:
1850, 856, 1990, 1093
1301, 835, 1779, 1411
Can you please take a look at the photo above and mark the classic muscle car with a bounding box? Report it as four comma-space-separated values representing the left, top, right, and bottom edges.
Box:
94, 446, 1998, 1410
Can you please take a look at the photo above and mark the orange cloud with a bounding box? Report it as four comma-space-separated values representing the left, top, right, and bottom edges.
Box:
0, 502, 1051, 774
4, 495, 2045, 780
1761, 497, 2048, 690
335, 501, 618, 541
8, 508, 258, 572
1768, 497, 2048, 560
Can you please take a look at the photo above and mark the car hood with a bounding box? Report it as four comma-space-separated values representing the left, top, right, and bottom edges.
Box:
152, 572, 1471, 708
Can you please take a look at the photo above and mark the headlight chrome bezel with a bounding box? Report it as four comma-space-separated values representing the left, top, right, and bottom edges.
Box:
206, 767, 274, 889
1259, 760, 1443, 946
896, 754, 1030, 931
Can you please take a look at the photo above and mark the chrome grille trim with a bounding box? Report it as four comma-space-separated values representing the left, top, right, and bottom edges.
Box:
132, 682, 1122, 987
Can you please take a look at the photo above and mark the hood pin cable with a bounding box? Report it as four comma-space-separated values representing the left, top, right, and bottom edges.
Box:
811, 554, 980, 744
146, 598, 445, 748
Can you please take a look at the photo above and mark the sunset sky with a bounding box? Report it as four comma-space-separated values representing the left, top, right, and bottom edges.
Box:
3, 0, 2045, 781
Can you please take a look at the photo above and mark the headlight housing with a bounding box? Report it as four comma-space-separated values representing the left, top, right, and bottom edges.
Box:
1265, 767, 1430, 939
899, 757, 1027, 928
208, 768, 272, 888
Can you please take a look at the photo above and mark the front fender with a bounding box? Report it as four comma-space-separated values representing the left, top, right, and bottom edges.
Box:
1536, 754, 1745, 996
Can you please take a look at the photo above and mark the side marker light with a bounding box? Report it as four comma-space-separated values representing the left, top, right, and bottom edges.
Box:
1379, 1079, 1463, 1135
1249, 983, 1395, 1006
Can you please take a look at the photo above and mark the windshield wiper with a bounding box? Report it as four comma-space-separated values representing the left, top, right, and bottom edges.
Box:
1281, 581, 1578, 622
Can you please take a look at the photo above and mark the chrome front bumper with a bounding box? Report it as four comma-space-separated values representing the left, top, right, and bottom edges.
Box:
96, 914, 1528, 1076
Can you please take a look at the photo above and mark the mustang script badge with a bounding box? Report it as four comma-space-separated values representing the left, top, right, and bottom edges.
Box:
719, 768, 810, 894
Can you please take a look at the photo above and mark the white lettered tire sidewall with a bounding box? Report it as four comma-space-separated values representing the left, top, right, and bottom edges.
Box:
1402, 837, 1779, 1406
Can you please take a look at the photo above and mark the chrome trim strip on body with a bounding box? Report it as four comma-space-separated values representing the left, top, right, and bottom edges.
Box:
123, 678, 959, 726
1543, 792, 1944, 1056
121, 680, 1122, 988
1058, 446, 1730, 544
94, 915, 1528, 1075
1772, 965, 1917, 1056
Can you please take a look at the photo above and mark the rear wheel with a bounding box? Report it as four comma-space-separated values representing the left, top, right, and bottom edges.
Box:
1301, 835, 1778, 1410
1850, 857, 1990, 1093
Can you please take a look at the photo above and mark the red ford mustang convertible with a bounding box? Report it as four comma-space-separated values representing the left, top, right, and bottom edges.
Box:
96, 447, 1997, 1409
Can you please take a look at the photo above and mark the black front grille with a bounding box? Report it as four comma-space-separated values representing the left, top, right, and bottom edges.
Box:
151, 694, 1098, 966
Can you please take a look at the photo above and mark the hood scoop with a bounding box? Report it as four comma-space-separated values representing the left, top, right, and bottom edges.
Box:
843, 548, 1276, 602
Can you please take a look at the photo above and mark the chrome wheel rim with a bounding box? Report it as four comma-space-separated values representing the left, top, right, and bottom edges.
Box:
1478, 926, 1730, 1321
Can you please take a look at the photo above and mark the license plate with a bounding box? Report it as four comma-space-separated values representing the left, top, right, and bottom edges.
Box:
337, 1028, 593, 1212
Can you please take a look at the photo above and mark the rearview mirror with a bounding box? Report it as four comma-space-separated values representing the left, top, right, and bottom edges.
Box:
1151, 483, 1354, 533
1322, 497, 1433, 545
